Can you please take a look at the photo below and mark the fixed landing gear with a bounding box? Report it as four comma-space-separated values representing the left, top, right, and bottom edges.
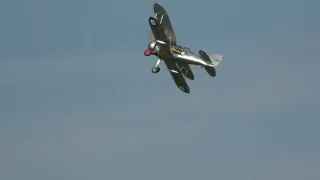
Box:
144, 47, 161, 73
152, 67, 160, 73
151, 59, 161, 73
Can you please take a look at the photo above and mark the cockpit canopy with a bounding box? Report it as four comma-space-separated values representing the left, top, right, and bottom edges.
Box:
176, 45, 191, 51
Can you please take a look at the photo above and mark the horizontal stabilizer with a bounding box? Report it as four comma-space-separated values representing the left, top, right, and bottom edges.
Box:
204, 66, 216, 77
199, 50, 212, 64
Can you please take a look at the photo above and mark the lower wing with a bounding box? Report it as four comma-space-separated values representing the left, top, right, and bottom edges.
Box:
163, 57, 190, 93
176, 61, 195, 80
148, 17, 189, 93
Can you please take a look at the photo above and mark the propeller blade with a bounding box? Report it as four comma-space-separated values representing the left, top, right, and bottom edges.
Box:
148, 29, 154, 43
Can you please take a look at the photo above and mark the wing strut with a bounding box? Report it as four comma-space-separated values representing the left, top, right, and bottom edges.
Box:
159, 15, 163, 24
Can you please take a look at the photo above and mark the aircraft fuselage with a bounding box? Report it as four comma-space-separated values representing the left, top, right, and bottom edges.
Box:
146, 40, 210, 66
169, 45, 206, 66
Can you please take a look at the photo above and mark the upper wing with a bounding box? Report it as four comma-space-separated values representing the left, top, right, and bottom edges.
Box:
148, 16, 172, 56
148, 17, 169, 44
153, 3, 177, 45
163, 57, 190, 93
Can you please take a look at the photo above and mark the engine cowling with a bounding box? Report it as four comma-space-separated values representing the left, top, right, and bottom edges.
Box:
148, 40, 160, 54
144, 40, 165, 57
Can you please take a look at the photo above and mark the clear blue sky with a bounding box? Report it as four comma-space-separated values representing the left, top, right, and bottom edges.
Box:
1, 0, 320, 179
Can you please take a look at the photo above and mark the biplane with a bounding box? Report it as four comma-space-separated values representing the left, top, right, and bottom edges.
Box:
144, 3, 223, 93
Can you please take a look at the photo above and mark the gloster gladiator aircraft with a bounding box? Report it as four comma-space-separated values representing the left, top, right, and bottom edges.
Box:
144, 3, 223, 93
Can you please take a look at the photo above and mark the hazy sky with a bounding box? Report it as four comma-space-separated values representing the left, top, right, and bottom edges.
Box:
1, 0, 320, 180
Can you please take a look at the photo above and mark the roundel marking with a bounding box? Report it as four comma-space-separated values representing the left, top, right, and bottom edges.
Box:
150, 19, 156, 26
179, 86, 185, 91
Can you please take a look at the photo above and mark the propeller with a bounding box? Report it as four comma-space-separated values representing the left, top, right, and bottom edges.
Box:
148, 29, 155, 43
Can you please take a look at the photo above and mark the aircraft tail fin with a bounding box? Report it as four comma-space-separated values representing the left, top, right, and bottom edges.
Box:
199, 50, 223, 67
208, 53, 222, 67
199, 50, 221, 77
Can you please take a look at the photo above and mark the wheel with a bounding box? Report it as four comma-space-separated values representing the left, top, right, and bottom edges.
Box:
151, 67, 160, 73
152, 67, 160, 73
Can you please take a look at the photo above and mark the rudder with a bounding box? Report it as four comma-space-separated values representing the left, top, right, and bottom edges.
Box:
199, 50, 223, 67
208, 53, 222, 67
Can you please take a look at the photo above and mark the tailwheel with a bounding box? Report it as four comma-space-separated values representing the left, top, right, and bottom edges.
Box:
151, 67, 160, 73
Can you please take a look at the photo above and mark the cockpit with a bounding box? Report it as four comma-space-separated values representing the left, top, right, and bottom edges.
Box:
176, 45, 191, 51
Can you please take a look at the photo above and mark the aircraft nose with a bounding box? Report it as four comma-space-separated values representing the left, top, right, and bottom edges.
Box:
144, 49, 152, 56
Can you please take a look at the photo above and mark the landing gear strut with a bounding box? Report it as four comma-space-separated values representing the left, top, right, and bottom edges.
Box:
151, 59, 161, 73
